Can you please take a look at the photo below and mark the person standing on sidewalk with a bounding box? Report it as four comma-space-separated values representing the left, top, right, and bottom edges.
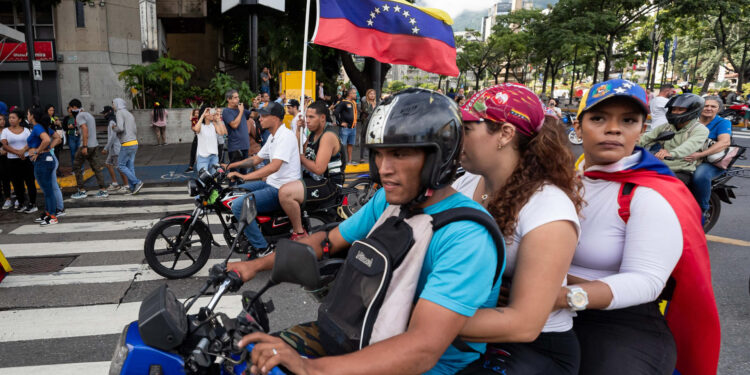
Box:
151, 102, 168, 146
222, 89, 252, 174
357, 88, 377, 164
0, 114, 14, 210
101, 106, 129, 193
113, 98, 144, 195
192, 106, 227, 175
26, 107, 60, 225
1, 109, 37, 213
63, 106, 79, 173
334, 87, 358, 165
69, 99, 108, 199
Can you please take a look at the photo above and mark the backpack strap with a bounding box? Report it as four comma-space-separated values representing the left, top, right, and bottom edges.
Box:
430, 207, 505, 284
431, 207, 506, 354
617, 183, 638, 223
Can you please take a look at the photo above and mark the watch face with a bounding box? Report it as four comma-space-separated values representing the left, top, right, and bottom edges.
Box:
571, 293, 587, 307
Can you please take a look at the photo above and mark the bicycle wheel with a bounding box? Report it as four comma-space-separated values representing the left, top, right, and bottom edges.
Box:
345, 178, 377, 215
144, 218, 213, 279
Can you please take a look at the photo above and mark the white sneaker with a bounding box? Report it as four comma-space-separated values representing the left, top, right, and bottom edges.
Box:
23, 205, 39, 214
71, 190, 88, 199
40, 216, 58, 226
1, 199, 10, 210
107, 183, 121, 192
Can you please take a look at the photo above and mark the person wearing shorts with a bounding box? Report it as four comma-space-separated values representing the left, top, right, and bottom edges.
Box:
334, 88, 358, 164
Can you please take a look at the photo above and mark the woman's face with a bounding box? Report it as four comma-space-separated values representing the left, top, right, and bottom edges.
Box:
47, 107, 55, 116
367, 91, 375, 100
0, 115, 5, 128
575, 98, 646, 168
460, 121, 505, 175
8, 113, 19, 126
27, 111, 34, 124
192, 109, 199, 117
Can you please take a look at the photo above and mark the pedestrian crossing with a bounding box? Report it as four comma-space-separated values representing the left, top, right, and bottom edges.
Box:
0, 180, 330, 373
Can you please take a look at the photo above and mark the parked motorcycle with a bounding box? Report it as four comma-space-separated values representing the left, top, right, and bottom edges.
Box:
111, 197, 323, 374
560, 111, 582, 145
144, 167, 353, 279
719, 102, 749, 126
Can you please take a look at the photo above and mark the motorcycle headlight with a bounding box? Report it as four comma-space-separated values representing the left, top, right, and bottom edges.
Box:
187, 180, 200, 197
138, 285, 188, 352
108, 324, 130, 375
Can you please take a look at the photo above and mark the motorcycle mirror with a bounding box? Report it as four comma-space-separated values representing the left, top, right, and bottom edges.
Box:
240, 196, 257, 225
270, 239, 321, 289
654, 130, 676, 142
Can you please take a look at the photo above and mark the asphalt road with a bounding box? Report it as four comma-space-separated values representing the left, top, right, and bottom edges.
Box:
1, 135, 749, 374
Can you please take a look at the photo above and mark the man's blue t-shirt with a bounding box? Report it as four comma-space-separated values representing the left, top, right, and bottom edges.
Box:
338, 189, 504, 375
222, 108, 251, 152
27, 124, 53, 149
705, 115, 732, 141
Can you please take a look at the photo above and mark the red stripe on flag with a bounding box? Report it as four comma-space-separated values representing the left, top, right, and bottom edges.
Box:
313, 18, 459, 77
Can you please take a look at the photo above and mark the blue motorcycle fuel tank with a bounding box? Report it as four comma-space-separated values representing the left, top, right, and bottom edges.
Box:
118, 321, 185, 375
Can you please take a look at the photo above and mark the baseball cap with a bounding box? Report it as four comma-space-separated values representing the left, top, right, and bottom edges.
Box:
285, 99, 300, 108
577, 79, 649, 120
258, 101, 285, 120
100, 105, 113, 114
460, 83, 545, 137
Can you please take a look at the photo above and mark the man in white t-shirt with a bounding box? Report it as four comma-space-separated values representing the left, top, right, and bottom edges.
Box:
285, 99, 307, 145
649, 84, 675, 128
226, 102, 301, 253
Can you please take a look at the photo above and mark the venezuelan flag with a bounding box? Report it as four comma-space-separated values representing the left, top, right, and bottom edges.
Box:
584, 148, 720, 375
311, 0, 459, 76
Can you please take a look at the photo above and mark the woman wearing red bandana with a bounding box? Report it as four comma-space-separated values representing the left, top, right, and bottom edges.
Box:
560, 79, 720, 375
454, 84, 584, 375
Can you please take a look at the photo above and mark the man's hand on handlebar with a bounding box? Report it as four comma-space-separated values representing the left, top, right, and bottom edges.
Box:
240, 333, 311, 375
654, 149, 673, 160
227, 171, 246, 182
226, 260, 259, 282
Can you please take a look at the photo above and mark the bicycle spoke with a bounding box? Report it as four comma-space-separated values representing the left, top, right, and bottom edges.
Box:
170, 252, 183, 270
153, 249, 175, 256
159, 233, 176, 248
185, 252, 197, 263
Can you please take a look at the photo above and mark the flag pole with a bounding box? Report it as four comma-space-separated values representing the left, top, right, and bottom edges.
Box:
299, 0, 312, 154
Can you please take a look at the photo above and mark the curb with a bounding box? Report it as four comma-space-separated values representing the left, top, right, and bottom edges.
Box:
41, 168, 94, 189
345, 164, 369, 174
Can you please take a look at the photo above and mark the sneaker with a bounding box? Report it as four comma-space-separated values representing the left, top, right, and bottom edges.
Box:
351, 161, 359, 166
71, 190, 87, 199
14, 204, 25, 213
96, 190, 109, 198
34, 214, 47, 223
290, 231, 309, 241
24, 205, 39, 214
13, 199, 19, 209
56, 209, 67, 217
122, 186, 131, 195
107, 183, 121, 192
1, 199, 11, 209
40, 215, 58, 226
131, 181, 144, 195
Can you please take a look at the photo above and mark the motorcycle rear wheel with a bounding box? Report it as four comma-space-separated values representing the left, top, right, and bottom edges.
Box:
144, 219, 213, 279
345, 178, 377, 215
703, 192, 721, 233
568, 130, 583, 145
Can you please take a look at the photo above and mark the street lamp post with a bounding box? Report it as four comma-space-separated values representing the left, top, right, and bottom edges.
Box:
23, 0, 39, 107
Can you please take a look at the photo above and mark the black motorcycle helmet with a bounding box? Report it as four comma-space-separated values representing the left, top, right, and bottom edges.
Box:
665, 93, 705, 126
365, 88, 462, 205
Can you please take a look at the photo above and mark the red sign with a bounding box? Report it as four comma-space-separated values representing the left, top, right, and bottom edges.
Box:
0, 41, 55, 62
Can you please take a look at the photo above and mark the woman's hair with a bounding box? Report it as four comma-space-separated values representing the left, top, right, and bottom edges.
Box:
28, 107, 50, 131
198, 104, 210, 121
45, 104, 55, 114
191, 108, 200, 117
486, 115, 584, 237
153, 102, 165, 122
365, 89, 376, 102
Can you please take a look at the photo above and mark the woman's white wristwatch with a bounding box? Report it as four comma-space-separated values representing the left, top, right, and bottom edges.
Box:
566, 287, 589, 311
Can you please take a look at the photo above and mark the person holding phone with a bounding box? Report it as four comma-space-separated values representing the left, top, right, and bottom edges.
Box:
192, 106, 227, 175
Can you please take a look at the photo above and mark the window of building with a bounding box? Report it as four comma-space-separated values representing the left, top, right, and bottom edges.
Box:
0, 2, 56, 40
79, 67, 90, 96
75, 1, 85, 28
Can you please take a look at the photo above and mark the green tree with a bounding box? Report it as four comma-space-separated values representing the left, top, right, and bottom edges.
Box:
456, 31, 494, 90
118, 64, 155, 109
153, 56, 196, 108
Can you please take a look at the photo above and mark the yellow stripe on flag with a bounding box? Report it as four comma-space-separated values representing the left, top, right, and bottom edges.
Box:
0, 249, 12, 272
388, 0, 453, 25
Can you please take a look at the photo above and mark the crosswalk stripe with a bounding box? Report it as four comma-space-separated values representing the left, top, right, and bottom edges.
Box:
10, 219, 159, 235
0, 295, 243, 342
732, 132, 750, 139
63, 204, 195, 217
0, 361, 110, 375
65, 194, 192, 203
1, 237, 228, 258
0, 259, 228, 288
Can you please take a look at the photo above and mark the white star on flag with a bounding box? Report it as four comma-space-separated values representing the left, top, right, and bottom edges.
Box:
622, 82, 634, 88
409, 18, 417, 25
614, 87, 627, 94
367, 19, 374, 26
382, 4, 389, 11
370, 12, 375, 18
374, 7, 380, 14
393, 5, 401, 12
412, 26, 420, 34
402, 10, 410, 17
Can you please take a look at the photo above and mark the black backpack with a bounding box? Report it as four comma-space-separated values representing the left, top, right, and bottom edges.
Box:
317, 207, 505, 354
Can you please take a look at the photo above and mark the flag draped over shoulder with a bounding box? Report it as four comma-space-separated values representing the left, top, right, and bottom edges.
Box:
584, 149, 720, 375
312, 0, 460, 76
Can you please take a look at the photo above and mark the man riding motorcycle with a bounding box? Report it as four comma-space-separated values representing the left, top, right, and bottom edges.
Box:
228, 89, 503, 375
226, 101, 301, 254
278, 100, 345, 240
639, 93, 709, 184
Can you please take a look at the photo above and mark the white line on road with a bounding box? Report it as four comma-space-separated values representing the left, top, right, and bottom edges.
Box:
0, 295, 243, 342
0, 361, 110, 375
63, 203, 194, 217
1, 238, 227, 258
0, 259, 226, 288
65, 194, 192, 203
10, 220, 159, 235
732, 132, 750, 139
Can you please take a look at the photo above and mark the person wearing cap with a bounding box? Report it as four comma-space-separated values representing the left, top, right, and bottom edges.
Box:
561, 79, 719, 375
226, 101, 301, 254
454, 84, 583, 375
285, 99, 307, 146
639, 93, 709, 184
100, 105, 129, 193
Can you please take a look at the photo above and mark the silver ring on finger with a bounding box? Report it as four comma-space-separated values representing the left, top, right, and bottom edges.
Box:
272, 348, 278, 356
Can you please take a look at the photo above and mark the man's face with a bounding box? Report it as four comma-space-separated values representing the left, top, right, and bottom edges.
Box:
287, 106, 298, 116
373, 147, 425, 205
259, 114, 279, 129
575, 98, 646, 167
227, 93, 240, 108
347, 89, 356, 100
305, 108, 325, 132
701, 100, 720, 119
262, 93, 270, 103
